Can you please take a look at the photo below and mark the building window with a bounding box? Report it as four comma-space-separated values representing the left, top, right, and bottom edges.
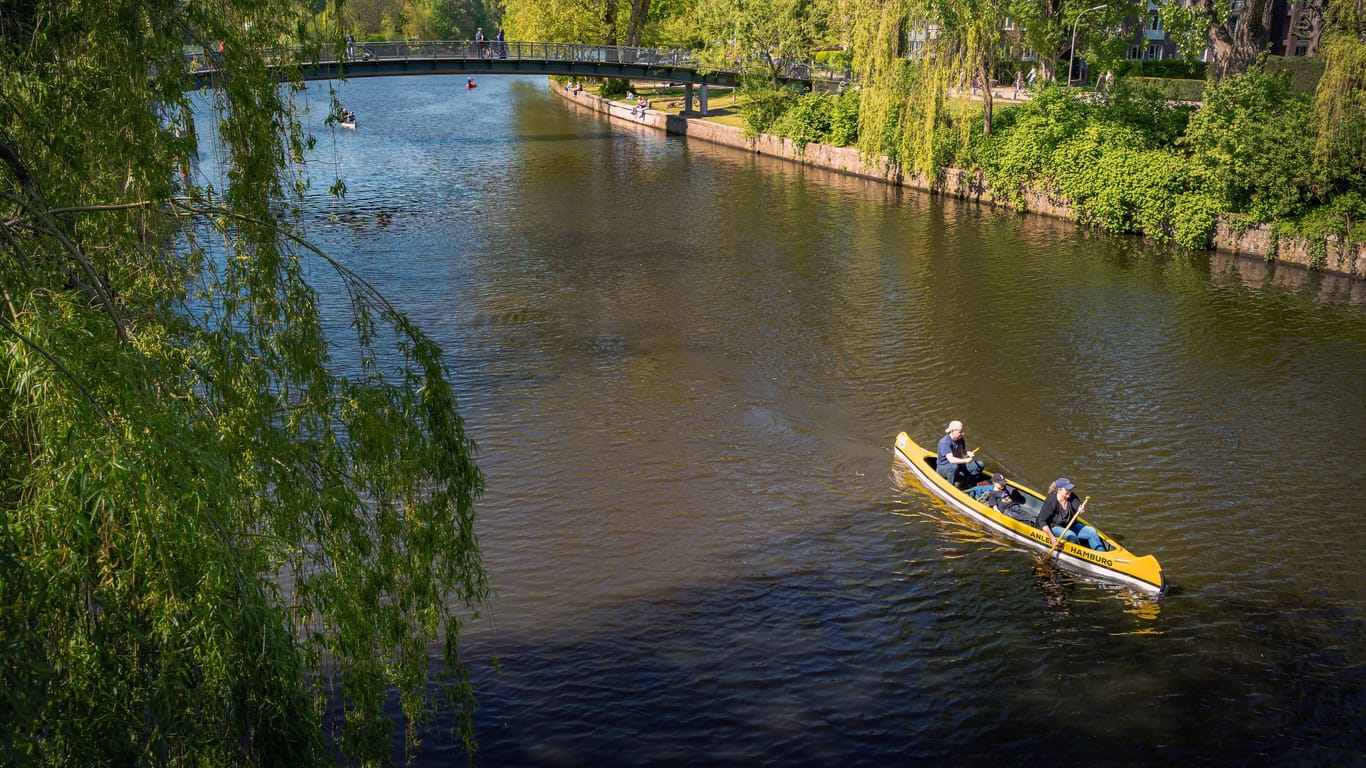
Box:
1295, 43, 1308, 56
1129, 45, 1142, 60
1147, 43, 1164, 60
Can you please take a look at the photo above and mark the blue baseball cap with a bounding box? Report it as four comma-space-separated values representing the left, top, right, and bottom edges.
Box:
1055, 478, 1075, 490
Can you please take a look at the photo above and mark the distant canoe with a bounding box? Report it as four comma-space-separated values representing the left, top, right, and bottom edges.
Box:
893, 431, 1165, 594
339, 121, 356, 130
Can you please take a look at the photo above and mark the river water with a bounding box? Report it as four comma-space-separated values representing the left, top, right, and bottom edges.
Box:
196, 75, 1364, 766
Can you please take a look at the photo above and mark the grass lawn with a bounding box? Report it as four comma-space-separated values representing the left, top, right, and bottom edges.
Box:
577, 82, 747, 127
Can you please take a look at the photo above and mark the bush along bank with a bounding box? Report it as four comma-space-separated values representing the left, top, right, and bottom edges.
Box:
557, 70, 1364, 279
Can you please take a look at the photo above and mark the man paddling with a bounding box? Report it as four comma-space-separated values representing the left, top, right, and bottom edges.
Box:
936, 420, 983, 488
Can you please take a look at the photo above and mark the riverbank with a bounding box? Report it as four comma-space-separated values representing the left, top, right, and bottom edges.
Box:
551, 82, 1365, 279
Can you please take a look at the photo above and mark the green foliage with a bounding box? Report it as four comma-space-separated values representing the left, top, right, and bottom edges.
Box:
1116, 59, 1207, 80
737, 74, 800, 137
1048, 125, 1184, 239
1181, 67, 1319, 221
1102, 80, 1198, 146
828, 90, 861, 147
692, 0, 830, 77
971, 84, 1096, 207
1312, 19, 1366, 195
1156, 3, 1209, 61
815, 49, 852, 71
765, 89, 861, 148
1125, 77, 1206, 103
502, 0, 607, 43
1266, 55, 1327, 94
1, 1, 487, 765
970, 82, 1215, 246
770, 91, 832, 148
600, 77, 632, 98
336, 0, 497, 39
734, 5, 1363, 262
1170, 191, 1226, 250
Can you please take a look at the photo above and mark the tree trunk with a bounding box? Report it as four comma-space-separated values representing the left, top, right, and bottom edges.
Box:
979, 60, 994, 135
1200, 0, 1275, 81
624, 0, 651, 48
601, 0, 618, 60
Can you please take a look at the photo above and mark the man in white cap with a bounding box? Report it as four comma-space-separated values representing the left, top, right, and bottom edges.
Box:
935, 420, 983, 488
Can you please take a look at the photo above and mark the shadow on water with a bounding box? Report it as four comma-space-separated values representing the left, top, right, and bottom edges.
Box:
409, 505, 1364, 768
1208, 251, 1366, 306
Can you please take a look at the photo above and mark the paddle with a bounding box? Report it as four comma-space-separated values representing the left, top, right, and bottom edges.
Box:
1047, 495, 1090, 557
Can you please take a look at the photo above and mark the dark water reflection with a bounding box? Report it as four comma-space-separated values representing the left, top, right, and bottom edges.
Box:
191, 76, 1364, 765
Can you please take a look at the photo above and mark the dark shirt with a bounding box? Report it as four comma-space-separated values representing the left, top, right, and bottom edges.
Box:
986, 488, 1033, 523
936, 434, 966, 468
1037, 493, 1080, 532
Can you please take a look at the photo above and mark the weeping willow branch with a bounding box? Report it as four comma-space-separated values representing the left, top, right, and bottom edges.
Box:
0, 189, 132, 344
0, 314, 115, 431
1313, 1, 1366, 174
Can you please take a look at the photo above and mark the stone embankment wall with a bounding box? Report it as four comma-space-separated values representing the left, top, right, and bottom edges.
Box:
552, 83, 1365, 279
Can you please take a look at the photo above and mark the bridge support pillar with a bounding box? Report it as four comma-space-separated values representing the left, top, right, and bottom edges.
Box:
684, 83, 694, 113
699, 83, 709, 116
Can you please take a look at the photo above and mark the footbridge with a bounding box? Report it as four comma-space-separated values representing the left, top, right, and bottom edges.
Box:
190, 41, 836, 115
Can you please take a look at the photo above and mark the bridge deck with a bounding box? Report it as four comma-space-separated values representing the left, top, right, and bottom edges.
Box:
189, 40, 835, 89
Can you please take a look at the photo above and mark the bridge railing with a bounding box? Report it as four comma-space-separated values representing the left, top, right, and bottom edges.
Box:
342, 41, 706, 69
188, 41, 834, 84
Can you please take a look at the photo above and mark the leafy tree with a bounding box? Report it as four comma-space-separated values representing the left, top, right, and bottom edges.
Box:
1313, 0, 1366, 190
1005, 0, 1128, 83
1171, 0, 1278, 81
625, 0, 656, 45
1156, 1, 1212, 61
843, 0, 1012, 177
0, 1, 487, 765
692, 0, 833, 76
765, 89, 861, 147
338, 0, 496, 38
1180, 66, 1318, 220
502, 0, 647, 46
652, 0, 710, 49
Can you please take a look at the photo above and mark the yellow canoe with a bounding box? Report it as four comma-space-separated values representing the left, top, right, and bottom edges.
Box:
894, 432, 1165, 594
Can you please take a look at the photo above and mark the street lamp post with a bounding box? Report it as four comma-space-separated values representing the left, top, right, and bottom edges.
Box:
1068, 4, 1107, 87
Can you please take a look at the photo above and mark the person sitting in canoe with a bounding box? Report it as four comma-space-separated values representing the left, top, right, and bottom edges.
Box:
1037, 478, 1108, 551
936, 420, 983, 488
984, 474, 1034, 523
